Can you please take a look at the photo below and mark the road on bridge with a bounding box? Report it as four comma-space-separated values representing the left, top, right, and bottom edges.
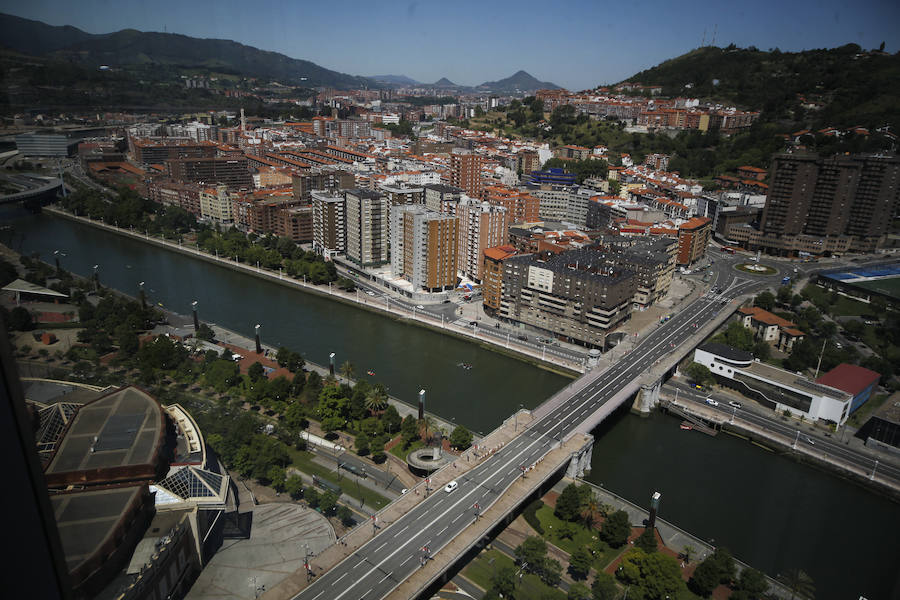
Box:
292, 256, 777, 600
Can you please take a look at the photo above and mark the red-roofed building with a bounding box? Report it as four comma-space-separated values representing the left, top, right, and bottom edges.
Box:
816, 364, 881, 414
482, 245, 520, 314
676, 217, 711, 265
738, 306, 805, 352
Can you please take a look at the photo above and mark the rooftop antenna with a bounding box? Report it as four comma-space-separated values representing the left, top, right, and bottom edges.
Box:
711, 24, 718, 47
701, 28, 707, 48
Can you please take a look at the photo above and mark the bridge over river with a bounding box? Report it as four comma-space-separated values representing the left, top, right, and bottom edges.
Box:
265, 265, 766, 600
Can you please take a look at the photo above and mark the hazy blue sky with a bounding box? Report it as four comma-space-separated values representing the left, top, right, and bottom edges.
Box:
2, 0, 898, 89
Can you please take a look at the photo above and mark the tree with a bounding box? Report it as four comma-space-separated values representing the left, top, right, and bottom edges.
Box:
514, 536, 548, 568
777, 286, 793, 306
400, 414, 419, 448
734, 567, 769, 599
339, 360, 355, 380
490, 566, 517, 599
555, 483, 587, 521
568, 546, 593, 580
364, 386, 389, 413
688, 556, 722, 597
567, 582, 591, 600
754, 291, 776, 311
449, 425, 473, 450
203, 358, 240, 392
591, 571, 618, 600
285, 474, 304, 499
777, 569, 815, 600
196, 323, 215, 341
382, 404, 401, 433
337, 505, 354, 526
355, 432, 370, 455
319, 490, 338, 515
635, 527, 657, 553
616, 549, 685, 600
600, 510, 631, 548
685, 361, 715, 387
305, 487, 320, 509
248, 361, 266, 382
267, 466, 286, 492
8, 307, 34, 331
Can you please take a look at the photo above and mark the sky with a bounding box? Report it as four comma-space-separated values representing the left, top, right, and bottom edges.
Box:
1, 0, 899, 90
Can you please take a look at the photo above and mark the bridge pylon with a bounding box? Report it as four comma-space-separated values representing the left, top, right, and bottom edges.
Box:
566, 435, 594, 478
633, 378, 662, 415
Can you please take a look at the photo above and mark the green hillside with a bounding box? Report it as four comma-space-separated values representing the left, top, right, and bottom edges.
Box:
624, 44, 900, 129
0, 12, 377, 89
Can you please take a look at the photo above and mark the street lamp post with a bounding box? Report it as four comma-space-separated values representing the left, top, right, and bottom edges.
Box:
730, 406, 736, 424
870, 459, 879, 481
792, 429, 800, 450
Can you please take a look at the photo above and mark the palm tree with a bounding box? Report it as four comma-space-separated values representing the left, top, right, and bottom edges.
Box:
339, 360, 355, 381
581, 495, 599, 530
777, 568, 815, 599
681, 545, 696, 564
421, 416, 440, 445
364, 387, 389, 414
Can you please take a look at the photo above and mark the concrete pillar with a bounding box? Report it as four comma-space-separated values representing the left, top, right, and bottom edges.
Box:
329, 352, 335, 376
633, 378, 662, 414
254, 324, 262, 354
192, 301, 199, 331
418, 389, 425, 420
648, 491, 661, 529
566, 436, 594, 478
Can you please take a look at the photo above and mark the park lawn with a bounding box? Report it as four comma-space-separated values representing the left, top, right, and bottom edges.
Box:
533, 505, 624, 570
802, 284, 873, 316
856, 277, 900, 301
462, 549, 566, 600
286, 447, 389, 510
389, 438, 424, 459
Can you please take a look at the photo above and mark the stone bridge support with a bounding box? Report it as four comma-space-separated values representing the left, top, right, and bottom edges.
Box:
566, 435, 594, 478
633, 377, 662, 415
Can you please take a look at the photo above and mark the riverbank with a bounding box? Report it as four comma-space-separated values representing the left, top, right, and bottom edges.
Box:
43, 206, 585, 377
661, 395, 900, 501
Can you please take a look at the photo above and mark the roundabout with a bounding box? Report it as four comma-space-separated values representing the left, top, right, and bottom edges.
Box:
734, 262, 778, 276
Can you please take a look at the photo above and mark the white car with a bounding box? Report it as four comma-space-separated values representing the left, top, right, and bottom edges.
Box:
728, 401, 742, 409
416, 305, 425, 310
444, 481, 458, 493
365, 290, 376, 296
705, 397, 719, 407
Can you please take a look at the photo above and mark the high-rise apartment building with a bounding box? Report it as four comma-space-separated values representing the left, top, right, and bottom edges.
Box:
755, 153, 900, 254
199, 185, 233, 225
166, 157, 252, 190
390, 205, 459, 291
482, 245, 519, 315
676, 217, 712, 265
345, 189, 389, 267
450, 150, 484, 198
312, 190, 346, 255
500, 249, 636, 346
484, 185, 540, 223
423, 183, 463, 214
456, 198, 509, 283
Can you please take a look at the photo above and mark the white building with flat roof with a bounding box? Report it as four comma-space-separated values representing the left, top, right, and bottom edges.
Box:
693, 343, 853, 425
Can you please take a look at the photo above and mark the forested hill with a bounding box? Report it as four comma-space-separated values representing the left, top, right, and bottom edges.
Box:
623, 44, 900, 129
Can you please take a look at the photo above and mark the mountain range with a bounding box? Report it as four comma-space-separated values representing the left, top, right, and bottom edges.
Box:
0, 12, 560, 93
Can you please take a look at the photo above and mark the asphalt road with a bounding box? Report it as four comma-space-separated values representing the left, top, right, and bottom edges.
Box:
666, 382, 900, 484
294, 256, 775, 600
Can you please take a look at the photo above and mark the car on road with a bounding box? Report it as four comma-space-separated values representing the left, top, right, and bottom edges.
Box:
444, 481, 458, 493
401, 488, 409, 495
365, 290, 376, 296
728, 401, 742, 409
517, 334, 528, 341
692, 383, 704, 390
805, 436, 815, 445
416, 305, 425, 310
705, 397, 719, 407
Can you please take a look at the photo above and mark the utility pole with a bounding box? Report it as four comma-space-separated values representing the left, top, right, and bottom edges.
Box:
814, 338, 827, 379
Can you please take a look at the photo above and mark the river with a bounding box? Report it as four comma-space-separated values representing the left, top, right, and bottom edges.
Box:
4, 209, 899, 600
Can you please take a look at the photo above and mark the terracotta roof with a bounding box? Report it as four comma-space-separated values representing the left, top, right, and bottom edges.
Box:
738, 306, 800, 330
816, 364, 881, 396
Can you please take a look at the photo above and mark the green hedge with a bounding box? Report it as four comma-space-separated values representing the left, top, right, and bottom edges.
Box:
523, 499, 544, 534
